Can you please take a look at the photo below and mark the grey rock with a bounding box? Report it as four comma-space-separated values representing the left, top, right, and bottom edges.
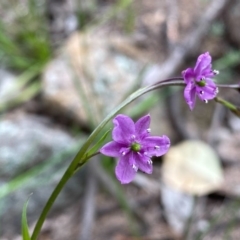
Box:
0, 69, 18, 102
42, 32, 145, 126
0, 111, 85, 238
46, 0, 78, 47
161, 182, 194, 236
0, 111, 75, 177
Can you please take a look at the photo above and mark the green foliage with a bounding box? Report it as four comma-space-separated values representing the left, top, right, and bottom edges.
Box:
76, 0, 135, 33
211, 21, 225, 36
214, 50, 240, 83
214, 50, 240, 71
0, 0, 51, 71
76, 0, 98, 30
110, 0, 135, 33
101, 155, 115, 174
121, 0, 135, 33
0, 64, 43, 113
21, 198, 31, 240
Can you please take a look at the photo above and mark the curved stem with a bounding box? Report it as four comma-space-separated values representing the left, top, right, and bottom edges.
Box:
148, 79, 185, 91
214, 97, 240, 117
216, 83, 240, 89
214, 97, 237, 111
31, 169, 73, 240
151, 77, 184, 86
31, 78, 185, 240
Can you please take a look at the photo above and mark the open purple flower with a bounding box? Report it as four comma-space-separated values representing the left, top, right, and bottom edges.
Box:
100, 114, 170, 184
182, 52, 219, 110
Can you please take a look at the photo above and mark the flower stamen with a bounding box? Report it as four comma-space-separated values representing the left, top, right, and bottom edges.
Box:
131, 134, 136, 140
132, 164, 138, 171
147, 159, 153, 165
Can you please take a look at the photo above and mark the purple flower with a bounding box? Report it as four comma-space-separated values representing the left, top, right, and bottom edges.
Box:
100, 114, 170, 184
182, 52, 219, 110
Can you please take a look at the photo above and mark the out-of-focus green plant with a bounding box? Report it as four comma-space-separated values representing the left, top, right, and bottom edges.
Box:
214, 50, 240, 83
0, 0, 51, 71
0, 64, 43, 113
76, 0, 135, 33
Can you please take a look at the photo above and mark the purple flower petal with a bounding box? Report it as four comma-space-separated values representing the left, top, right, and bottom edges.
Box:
135, 114, 150, 138
112, 114, 135, 144
201, 65, 214, 78
143, 135, 170, 157
182, 68, 194, 84
100, 141, 125, 157
184, 82, 197, 111
134, 153, 153, 174
197, 79, 218, 101
194, 52, 212, 76
115, 155, 136, 184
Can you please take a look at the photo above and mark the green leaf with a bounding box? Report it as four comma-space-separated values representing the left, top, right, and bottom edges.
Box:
85, 129, 111, 158
21, 197, 31, 240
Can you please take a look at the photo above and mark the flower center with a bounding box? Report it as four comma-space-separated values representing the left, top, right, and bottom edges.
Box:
196, 79, 206, 87
131, 142, 141, 152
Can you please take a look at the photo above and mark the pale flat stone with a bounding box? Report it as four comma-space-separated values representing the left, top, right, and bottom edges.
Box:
42, 32, 146, 125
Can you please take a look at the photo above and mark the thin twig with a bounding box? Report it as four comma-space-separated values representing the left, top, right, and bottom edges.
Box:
166, 0, 179, 49
133, 173, 160, 194
182, 196, 198, 240
143, 0, 229, 85
167, 89, 194, 140
79, 159, 98, 240
97, 194, 158, 216
216, 84, 240, 89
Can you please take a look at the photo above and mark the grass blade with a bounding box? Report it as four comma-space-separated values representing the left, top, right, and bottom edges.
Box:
21, 197, 31, 240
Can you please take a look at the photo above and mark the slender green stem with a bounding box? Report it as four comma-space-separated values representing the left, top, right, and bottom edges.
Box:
148, 79, 185, 91
214, 97, 240, 117
31, 169, 73, 240
151, 77, 184, 86
214, 97, 237, 111
31, 78, 185, 239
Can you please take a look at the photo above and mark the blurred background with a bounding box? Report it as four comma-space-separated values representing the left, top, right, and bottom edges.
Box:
0, 0, 240, 239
